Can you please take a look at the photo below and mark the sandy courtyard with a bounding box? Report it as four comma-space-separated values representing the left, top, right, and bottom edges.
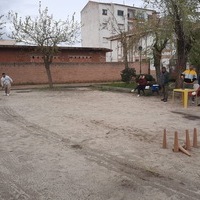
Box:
0, 86, 200, 200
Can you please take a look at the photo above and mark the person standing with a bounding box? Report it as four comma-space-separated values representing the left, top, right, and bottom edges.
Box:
1, 73, 13, 96
160, 67, 169, 102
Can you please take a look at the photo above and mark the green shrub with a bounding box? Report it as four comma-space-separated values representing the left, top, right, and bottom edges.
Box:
121, 67, 136, 83
144, 74, 155, 82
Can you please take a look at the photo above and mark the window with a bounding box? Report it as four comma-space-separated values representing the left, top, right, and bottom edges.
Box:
128, 10, 136, 19
102, 9, 107, 15
117, 10, 124, 16
137, 11, 145, 19
102, 22, 107, 29
118, 24, 124, 31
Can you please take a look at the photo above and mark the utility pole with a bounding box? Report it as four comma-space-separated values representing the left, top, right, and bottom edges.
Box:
138, 46, 142, 74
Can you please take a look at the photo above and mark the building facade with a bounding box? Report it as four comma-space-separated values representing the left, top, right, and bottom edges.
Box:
81, 1, 156, 62
81, 1, 176, 74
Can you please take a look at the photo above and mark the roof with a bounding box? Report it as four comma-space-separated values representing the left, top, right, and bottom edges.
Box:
0, 44, 112, 52
0, 40, 16, 45
81, 0, 155, 13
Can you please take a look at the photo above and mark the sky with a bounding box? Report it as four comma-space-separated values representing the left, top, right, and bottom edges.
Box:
0, 0, 144, 43
1, 0, 144, 22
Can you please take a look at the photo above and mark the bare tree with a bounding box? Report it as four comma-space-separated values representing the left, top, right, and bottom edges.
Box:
119, 14, 171, 82
101, 11, 130, 69
0, 15, 5, 39
147, 18, 170, 83
102, 8, 171, 83
8, 2, 80, 88
188, 27, 200, 74
144, 0, 200, 87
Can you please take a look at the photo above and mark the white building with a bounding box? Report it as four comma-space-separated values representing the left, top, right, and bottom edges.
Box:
81, 1, 157, 62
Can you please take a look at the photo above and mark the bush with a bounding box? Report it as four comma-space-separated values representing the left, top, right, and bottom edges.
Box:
121, 67, 136, 83
144, 74, 155, 82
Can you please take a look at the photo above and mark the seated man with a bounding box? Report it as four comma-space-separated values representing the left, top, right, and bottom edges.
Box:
181, 65, 197, 89
191, 84, 200, 106
189, 84, 200, 104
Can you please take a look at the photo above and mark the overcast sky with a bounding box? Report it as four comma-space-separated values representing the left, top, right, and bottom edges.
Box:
1, 0, 144, 22
1, 0, 144, 44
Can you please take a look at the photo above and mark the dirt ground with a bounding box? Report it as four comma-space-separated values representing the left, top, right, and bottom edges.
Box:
0, 85, 200, 200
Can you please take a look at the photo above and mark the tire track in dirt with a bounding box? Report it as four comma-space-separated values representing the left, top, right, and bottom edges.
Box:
0, 150, 42, 200
82, 147, 200, 200
0, 106, 61, 142
1, 106, 200, 199
89, 119, 159, 143
0, 173, 35, 200
0, 106, 61, 200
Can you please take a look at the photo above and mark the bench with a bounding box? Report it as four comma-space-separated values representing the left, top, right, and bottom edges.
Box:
131, 84, 160, 95
144, 84, 160, 95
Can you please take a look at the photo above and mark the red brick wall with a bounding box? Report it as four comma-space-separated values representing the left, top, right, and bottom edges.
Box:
0, 46, 107, 63
0, 62, 149, 85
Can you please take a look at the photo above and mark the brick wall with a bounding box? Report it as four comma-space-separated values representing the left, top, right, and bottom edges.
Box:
0, 62, 149, 85
0, 46, 109, 63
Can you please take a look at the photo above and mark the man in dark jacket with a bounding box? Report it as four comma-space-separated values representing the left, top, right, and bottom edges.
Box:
160, 67, 169, 102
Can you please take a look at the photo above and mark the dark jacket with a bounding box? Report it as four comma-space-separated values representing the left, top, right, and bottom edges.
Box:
160, 71, 169, 86
137, 78, 147, 86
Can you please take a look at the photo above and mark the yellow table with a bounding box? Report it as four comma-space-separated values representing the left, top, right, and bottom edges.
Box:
172, 89, 196, 108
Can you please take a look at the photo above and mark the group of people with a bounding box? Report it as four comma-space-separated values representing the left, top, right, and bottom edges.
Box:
133, 67, 169, 100
1, 65, 200, 102
133, 64, 200, 104
181, 65, 200, 104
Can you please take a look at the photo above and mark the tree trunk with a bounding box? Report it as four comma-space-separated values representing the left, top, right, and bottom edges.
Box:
152, 36, 168, 84
175, 30, 188, 88
175, 40, 186, 88
173, 2, 188, 88
45, 62, 53, 88
153, 49, 162, 83
123, 39, 129, 69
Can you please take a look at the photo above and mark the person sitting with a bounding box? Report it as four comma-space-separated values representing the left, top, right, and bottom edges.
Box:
135, 75, 147, 97
189, 84, 200, 104
181, 65, 197, 89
